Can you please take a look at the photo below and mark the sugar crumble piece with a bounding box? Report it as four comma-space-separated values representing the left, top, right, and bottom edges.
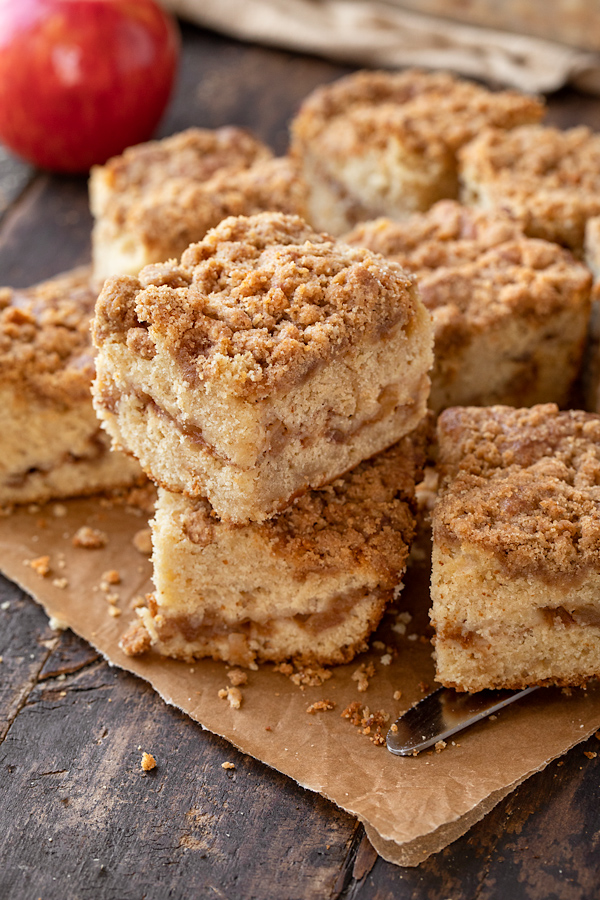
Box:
435, 740, 447, 753
372, 640, 386, 651
1, 600, 10, 610
221, 762, 236, 770
72, 526, 108, 549
108, 606, 121, 618
341, 701, 390, 745
306, 699, 336, 714
227, 668, 248, 687
140, 752, 156, 771
102, 569, 121, 585
52, 577, 68, 589
351, 662, 375, 693
585, 751, 597, 759
218, 686, 243, 709
132, 528, 152, 555
290, 665, 333, 688
130, 594, 147, 610
390, 723, 398, 733
393, 690, 402, 701
29, 555, 51, 577
119, 621, 151, 656
274, 662, 294, 676
380, 654, 392, 666
105, 593, 119, 606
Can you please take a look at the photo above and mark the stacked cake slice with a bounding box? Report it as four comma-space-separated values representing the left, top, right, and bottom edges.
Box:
92, 211, 434, 666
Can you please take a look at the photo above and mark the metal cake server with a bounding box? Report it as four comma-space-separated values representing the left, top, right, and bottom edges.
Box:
387, 685, 540, 756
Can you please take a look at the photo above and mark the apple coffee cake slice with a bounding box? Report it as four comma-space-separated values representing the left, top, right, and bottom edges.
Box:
346, 202, 592, 413
290, 68, 543, 235
431, 404, 600, 692
121, 431, 426, 667
92, 212, 433, 524
90, 126, 306, 282
0, 266, 142, 507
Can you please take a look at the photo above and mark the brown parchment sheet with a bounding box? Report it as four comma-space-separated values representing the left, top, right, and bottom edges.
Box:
2, 494, 600, 867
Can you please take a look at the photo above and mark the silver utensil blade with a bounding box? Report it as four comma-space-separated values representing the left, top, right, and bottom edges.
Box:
387, 685, 540, 756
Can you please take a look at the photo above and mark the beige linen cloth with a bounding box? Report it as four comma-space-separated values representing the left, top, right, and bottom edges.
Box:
161, 0, 600, 93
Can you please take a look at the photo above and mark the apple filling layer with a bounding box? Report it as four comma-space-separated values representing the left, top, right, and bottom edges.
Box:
127, 586, 392, 668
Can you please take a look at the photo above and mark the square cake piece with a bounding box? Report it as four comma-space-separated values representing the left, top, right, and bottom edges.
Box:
90, 126, 306, 283
346, 202, 592, 413
431, 404, 600, 691
290, 69, 544, 235
121, 432, 425, 667
582, 216, 600, 412
92, 212, 433, 524
460, 124, 600, 253
0, 267, 142, 507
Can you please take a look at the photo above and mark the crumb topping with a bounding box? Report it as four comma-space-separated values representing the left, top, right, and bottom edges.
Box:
460, 125, 600, 248
346, 207, 592, 347
100, 155, 307, 262
292, 69, 543, 159
91, 127, 272, 214
435, 404, 600, 581
345, 201, 524, 268
93, 212, 421, 398
182, 429, 426, 582
0, 267, 97, 404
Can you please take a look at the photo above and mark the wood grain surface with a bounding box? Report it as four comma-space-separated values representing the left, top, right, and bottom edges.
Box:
1, 21, 600, 900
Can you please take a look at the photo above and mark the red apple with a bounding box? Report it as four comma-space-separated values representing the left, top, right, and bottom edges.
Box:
0, 0, 180, 172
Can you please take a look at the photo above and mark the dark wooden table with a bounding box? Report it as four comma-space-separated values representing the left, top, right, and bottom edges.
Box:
2, 21, 600, 900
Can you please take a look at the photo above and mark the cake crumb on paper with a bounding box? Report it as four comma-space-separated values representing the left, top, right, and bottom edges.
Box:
351, 662, 375, 693
218, 687, 242, 709
221, 762, 235, 770
306, 699, 336, 714
72, 526, 108, 549
435, 740, 447, 753
101, 569, 121, 586
133, 528, 152, 555
227, 668, 248, 687
584, 751, 597, 759
141, 752, 156, 771
341, 701, 390, 746
28, 555, 51, 577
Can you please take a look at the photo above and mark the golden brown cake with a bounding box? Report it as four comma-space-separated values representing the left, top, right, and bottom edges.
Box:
583, 216, 600, 412
90, 127, 306, 283
460, 124, 600, 253
346, 202, 592, 413
92, 212, 433, 524
290, 69, 544, 235
0, 267, 142, 507
431, 404, 600, 691
121, 434, 425, 667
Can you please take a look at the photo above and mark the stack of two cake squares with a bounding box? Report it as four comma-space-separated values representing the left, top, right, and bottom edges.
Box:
91, 211, 434, 668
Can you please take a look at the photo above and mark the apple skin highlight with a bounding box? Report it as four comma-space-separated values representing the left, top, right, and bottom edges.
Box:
0, 0, 180, 172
